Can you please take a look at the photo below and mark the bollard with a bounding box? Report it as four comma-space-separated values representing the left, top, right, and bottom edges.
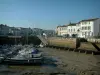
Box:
92, 52, 94, 55
85, 51, 87, 54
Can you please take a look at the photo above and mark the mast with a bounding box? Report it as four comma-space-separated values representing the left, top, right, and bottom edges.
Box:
15, 30, 17, 45
26, 28, 28, 44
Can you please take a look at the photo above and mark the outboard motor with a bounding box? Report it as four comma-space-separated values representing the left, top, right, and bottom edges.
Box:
32, 49, 39, 54
31, 48, 39, 58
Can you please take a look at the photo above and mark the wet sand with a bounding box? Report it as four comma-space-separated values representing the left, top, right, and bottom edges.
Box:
39, 47, 100, 75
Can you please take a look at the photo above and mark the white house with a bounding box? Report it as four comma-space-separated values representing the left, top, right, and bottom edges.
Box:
67, 23, 77, 37
56, 18, 100, 38
56, 25, 67, 36
56, 23, 77, 37
77, 18, 100, 38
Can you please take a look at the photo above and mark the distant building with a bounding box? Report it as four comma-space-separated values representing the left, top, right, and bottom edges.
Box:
0, 24, 33, 36
43, 30, 55, 37
0, 24, 9, 35
32, 28, 43, 36
56, 25, 67, 36
56, 18, 100, 38
20, 27, 33, 36
9, 27, 21, 36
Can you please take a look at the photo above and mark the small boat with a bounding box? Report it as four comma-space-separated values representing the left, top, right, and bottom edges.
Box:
3, 48, 43, 65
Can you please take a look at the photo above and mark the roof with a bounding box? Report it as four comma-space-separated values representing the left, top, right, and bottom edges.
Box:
79, 18, 99, 22
67, 23, 76, 26
57, 23, 76, 28
57, 25, 67, 28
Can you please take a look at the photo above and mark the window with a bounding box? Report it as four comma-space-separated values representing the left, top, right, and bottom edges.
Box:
85, 32, 87, 35
69, 29, 70, 32
88, 26, 91, 30
82, 27, 84, 30
85, 27, 87, 30
74, 29, 75, 31
88, 32, 90, 36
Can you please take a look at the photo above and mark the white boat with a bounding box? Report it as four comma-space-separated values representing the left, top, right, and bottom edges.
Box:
5, 48, 43, 64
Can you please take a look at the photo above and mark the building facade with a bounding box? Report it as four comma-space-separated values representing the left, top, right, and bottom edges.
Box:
56, 18, 100, 38
56, 25, 67, 36
67, 23, 77, 37
0, 24, 9, 35
0, 24, 33, 36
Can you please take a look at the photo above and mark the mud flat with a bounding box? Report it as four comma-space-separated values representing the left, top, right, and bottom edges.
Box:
0, 48, 74, 75
0, 60, 72, 75
39, 47, 100, 75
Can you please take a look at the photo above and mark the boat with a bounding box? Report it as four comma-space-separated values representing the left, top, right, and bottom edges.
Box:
3, 48, 43, 64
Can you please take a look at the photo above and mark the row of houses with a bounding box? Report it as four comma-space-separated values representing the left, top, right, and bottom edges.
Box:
0, 24, 55, 37
0, 24, 35, 36
56, 18, 100, 38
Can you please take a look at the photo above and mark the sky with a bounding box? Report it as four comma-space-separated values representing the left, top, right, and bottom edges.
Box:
0, 0, 100, 30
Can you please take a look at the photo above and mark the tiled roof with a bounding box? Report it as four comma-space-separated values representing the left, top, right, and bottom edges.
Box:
79, 18, 99, 22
